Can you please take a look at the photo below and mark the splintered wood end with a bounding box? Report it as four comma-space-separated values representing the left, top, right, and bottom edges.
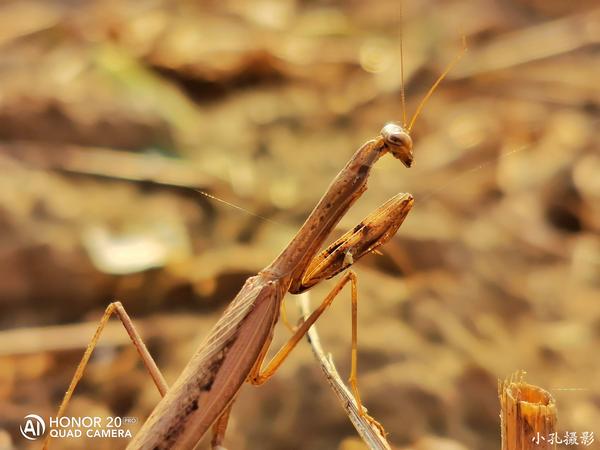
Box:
499, 371, 558, 450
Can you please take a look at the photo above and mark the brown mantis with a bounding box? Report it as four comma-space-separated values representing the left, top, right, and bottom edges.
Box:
44, 24, 466, 450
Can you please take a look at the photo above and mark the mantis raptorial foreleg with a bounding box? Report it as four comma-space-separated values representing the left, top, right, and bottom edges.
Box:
248, 192, 412, 385
247, 192, 413, 435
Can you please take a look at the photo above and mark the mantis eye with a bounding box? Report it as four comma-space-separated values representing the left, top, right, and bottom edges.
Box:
381, 123, 414, 168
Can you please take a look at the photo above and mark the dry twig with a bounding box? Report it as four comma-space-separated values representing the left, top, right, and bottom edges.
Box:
297, 292, 392, 450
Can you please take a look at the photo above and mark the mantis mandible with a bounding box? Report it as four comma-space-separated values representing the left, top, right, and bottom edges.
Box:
44, 25, 466, 450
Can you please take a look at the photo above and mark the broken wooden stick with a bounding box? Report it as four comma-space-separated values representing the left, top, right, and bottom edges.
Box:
499, 371, 558, 450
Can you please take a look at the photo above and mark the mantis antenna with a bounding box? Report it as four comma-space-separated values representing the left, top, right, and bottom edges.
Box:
399, 0, 407, 128
408, 35, 467, 132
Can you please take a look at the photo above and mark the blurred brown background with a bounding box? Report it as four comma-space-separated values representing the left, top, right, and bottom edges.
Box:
0, 0, 598, 449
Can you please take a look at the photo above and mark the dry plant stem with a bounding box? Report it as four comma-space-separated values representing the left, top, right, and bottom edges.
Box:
499, 371, 557, 450
297, 293, 391, 450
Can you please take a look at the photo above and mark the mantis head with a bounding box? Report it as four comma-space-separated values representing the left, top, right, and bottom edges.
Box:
381, 123, 413, 168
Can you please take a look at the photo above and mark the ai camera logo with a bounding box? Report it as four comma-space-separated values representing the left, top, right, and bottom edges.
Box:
20, 414, 46, 440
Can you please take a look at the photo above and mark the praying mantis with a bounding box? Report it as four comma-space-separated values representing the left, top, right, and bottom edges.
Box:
44, 20, 466, 450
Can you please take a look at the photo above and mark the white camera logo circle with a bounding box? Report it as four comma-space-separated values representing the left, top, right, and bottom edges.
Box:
20, 414, 46, 440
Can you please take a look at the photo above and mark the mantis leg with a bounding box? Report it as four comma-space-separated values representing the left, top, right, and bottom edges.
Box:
246, 194, 413, 436
279, 298, 296, 333
247, 271, 382, 431
210, 403, 233, 450
43, 301, 168, 449
289, 192, 413, 294
248, 271, 356, 385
